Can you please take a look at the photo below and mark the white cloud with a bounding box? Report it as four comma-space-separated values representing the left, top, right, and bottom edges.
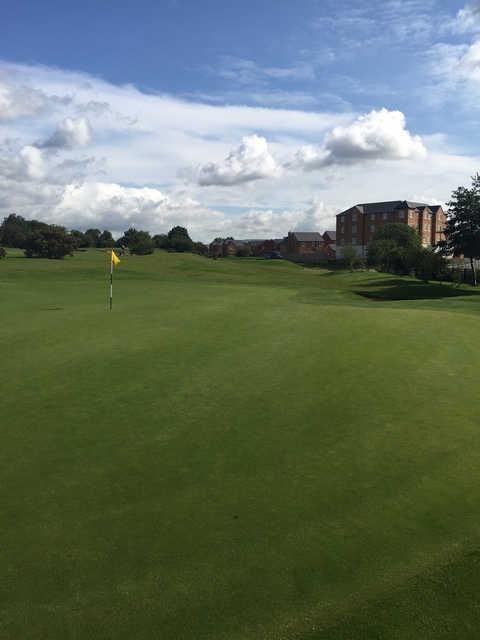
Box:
217, 56, 316, 85
19, 145, 46, 179
293, 109, 426, 170
40, 116, 92, 149
427, 40, 480, 105
195, 135, 282, 186
52, 181, 225, 237
214, 198, 338, 239
0, 59, 478, 243
451, 2, 480, 33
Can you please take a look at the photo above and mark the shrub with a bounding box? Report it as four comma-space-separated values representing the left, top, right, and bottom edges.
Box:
24, 226, 76, 259
0, 247, 6, 259
130, 239, 155, 255
168, 226, 193, 252
192, 241, 209, 255
153, 234, 169, 249
414, 248, 448, 283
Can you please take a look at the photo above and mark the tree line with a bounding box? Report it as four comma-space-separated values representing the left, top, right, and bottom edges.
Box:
0, 214, 207, 259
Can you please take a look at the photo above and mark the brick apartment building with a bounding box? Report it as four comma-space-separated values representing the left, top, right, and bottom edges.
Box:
335, 201, 446, 259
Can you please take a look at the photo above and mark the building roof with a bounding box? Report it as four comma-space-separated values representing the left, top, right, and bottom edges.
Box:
237, 239, 273, 245
323, 230, 336, 240
290, 231, 323, 241
338, 200, 442, 216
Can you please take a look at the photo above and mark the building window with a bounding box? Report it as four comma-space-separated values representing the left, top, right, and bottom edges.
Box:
352, 237, 357, 245
352, 214, 357, 221
370, 213, 375, 219
382, 213, 388, 220
398, 211, 405, 219
352, 224, 357, 232
370, 224, 375, 232
340, 225, 344, 233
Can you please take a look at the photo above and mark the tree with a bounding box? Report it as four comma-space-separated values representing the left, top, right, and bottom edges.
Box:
70, 230, 89, 248
97, 230, 114, 248
414, 248, 448, 283
167, 226, 193, 252
130, 238, 155, 254
24, 226, 76, 259
118, 228, 154, 254
84, 228, 102, 247
367, 223, 421, 274
192, 241, 209, 255
153, 234, 169, 249
441, 174, 480, 286
342, 245, 358, 271
0, 214, 49, 248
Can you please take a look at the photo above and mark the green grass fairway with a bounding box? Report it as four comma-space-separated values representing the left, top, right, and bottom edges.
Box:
3, 249, 480, 639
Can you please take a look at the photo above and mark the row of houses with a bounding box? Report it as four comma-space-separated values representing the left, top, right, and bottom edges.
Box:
209, 200, 447, 261
209, 230, 336, 260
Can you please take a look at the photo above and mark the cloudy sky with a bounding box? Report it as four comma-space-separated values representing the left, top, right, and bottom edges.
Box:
2, 0, 480, 240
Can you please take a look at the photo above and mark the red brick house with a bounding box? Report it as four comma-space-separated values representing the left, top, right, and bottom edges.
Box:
286, 231, 323, 254
322, 230, 336, 245
209, 238, 239, 257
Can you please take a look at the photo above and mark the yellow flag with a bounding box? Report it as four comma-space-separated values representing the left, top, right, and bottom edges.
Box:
111, 250, 121, 266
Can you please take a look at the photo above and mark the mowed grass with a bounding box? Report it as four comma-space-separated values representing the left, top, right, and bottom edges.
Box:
2, 249, 480, 639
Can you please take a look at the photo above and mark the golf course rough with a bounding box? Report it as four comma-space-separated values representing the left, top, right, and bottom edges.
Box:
2, 248, 480, 639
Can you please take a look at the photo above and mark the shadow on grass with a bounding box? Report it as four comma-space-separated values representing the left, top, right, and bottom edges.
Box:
355, 279, 480, 301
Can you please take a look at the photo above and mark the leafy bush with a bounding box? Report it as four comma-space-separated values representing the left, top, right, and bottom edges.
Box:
367, 224, 422, 275
0, 247, 6, 259
168, 226, 193, 252
193, 241, 209, 255
414, 248, 448, 283
0, 214, 49, 248
153, 234, 169, 249
130, 238, 155, 255
24, 226, 76, 259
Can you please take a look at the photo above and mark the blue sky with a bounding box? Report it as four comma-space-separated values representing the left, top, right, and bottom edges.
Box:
1, 0, 480, 239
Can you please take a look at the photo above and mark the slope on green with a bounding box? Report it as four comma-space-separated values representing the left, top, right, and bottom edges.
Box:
2, 249, 480, 639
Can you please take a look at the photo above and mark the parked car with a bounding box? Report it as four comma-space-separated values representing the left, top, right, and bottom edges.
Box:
263, 251, 282, 259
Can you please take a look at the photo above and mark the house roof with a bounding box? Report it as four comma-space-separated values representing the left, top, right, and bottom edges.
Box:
323, 230, 336, 240
339, 200, 442, 216
290, 231, 322, 241
236, 238, 281, 245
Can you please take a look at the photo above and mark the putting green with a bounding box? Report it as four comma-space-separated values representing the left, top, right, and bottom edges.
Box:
2, 248, 480, 639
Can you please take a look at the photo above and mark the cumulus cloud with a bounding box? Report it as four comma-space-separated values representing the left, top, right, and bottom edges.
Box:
39, 116, 92, 149
53, 182, 225, 237
293, 109, 426, 170
294, 198, 337, 230
0, 59, 475, 242
19, 145, 46, 179
215, 198, 337, 239
0, 145, 46, 181
195, 134, 282, 186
